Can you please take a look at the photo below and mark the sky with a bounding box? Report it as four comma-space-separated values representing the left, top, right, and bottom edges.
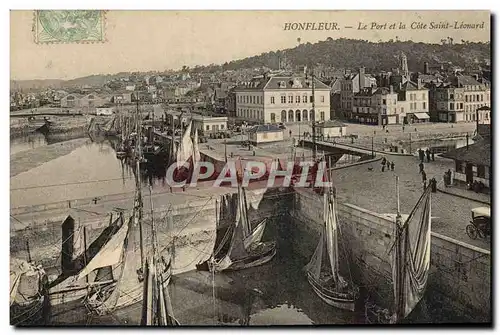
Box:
10, 10, 490, 80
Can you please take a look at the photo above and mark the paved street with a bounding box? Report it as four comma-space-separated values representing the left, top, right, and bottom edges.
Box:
332, 152, 490, 251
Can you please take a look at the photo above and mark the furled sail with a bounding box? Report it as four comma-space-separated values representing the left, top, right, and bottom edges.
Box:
141, 256, 178, 326
325, 192, 339, 282
304, 192, 342, 283
392, 186, 432, 320
77, 221, 129, 280
193, 128, 201, 164
176, 121, 193, 167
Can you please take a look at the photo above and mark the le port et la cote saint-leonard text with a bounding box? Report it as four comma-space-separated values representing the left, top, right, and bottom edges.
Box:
283, 21, 486, 31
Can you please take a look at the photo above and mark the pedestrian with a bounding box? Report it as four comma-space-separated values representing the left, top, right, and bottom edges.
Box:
327, 134, 330, 142
419, 162, 424, 173
391, 161, 395, 171
422, 170, 427, 188
381, 157, 386, 172
289, 130, 292, 137
386, 160, 390, 170
431, 150, 435, 161
426, 149, 431, 163
418, 149, 424, 163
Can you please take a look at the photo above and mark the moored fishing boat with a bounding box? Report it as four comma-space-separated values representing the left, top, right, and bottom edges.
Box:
196, 185, 276, 273
10, 258, 48, 326
304, 188, 359, 312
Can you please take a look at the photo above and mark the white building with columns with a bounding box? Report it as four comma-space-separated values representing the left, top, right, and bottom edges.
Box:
234, 74, 331, 124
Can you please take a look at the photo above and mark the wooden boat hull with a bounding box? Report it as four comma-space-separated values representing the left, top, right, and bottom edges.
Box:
306, 272, 358, 312
197, 241, 277, 273
10, 296, 47, 326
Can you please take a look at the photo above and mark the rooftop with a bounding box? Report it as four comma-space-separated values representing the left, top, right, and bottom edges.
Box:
235, 75, 331, 91
441, 140, 490, 167
315, 120, 346, 128
247, 124, 283, 133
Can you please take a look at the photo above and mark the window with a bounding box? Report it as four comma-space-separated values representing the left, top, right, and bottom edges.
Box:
422, 93, 426, 100
281, 95, 286, 104
460, 103, 463, 109
288, 95, 293, 104
450, 94, 454, 100
382, 99, 387, 105
465, 95, 469, 102
296, 95, 300, 103
303, 95, 307, 103
271, 113, 276, 122
423, 102, 426, 110
320, 111, 325, 121
206, 125, 210, 131
252, 96, 255, 104
477, 165, 485, 178
270, 96, 275, 104
321, 96, 325, 103
220, 125, 224, 130
450, 102, 454, 110
310, 96, 314, 103
481, 95, 484, 102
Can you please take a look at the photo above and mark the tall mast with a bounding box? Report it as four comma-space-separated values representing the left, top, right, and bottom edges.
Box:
135, 98, 145, 273
311, 64, 317, 160
395, 175, 404, 322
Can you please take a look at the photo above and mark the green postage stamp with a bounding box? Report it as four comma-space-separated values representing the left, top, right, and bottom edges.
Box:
33, 10, 105, 44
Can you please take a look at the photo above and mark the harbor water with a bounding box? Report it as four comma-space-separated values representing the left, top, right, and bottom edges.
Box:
11, 134, 471, 324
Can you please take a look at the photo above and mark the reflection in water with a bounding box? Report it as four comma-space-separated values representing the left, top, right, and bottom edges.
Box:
403, 138, 475, 155
10, 136, 172, 208
10, 133, 48, 155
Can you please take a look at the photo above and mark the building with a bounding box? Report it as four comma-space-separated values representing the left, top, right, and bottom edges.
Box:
352, 86, 399, 125
247, 124, 284, 144
476, 106, 491, 125
95, 104, 116, 116
110, 91, 134, 104
234, 74, 331, 124
315, 120, 347, 138
395, 80, 430, 124
441, 140, 491, 189
452, 75, 491, 123
428, 83, 465, 122
427, 75, 490, 123
322, 77, 342, 119
192, 115, 228, 134
340, 67, 377, 118
60, 93, 108, 110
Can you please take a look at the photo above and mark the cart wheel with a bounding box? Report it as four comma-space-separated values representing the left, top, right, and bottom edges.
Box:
477, 227, 486, 239
466, 225, 478, 239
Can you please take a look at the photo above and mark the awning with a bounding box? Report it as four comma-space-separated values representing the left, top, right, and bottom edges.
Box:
413, 113, 430, 120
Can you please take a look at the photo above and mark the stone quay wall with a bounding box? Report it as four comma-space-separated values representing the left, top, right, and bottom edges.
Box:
289, 188, 490, 321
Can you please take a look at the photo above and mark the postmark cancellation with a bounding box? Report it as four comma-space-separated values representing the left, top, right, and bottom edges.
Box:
33, 10, 106, 44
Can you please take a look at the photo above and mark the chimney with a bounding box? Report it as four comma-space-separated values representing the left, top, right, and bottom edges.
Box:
417, 78, 422, 89
359, 67, 366, 89
424, 62, 429, 75
390, 85, 394, 94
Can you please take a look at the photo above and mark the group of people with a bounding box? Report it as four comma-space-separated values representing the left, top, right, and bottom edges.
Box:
380, 157, 395, 172
418, 148, 435, 163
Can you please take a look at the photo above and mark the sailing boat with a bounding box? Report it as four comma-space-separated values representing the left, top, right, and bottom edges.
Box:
304, 188, 360, 311
390, 178, 432, 323
196, 186, 276, 273
48, 211, 131, 310
10, 258, 48, 325
141, 186, 179, 326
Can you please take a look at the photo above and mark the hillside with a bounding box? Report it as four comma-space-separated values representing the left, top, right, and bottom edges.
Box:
220, 38, 490, 73
10, 38, 490, 91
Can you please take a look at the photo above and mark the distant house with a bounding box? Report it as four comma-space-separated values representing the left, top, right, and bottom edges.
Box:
60, 92, 107, 110
95, 104, 116, 116
111, 91, 133, 104
441, 140, 491, 189
247, 124, 284, 145
315, 120, 347, 138
192, 115, 228, 134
